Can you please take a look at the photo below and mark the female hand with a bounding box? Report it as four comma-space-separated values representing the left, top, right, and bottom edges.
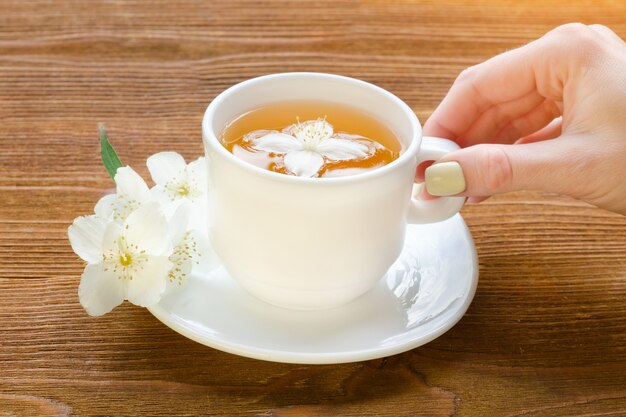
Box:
422, 23, 626, 215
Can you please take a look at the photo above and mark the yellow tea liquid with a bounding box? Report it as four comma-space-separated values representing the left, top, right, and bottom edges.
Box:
221, 100, 402, 178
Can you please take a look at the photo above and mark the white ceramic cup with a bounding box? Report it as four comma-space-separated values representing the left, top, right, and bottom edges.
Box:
202, 72, 465, 310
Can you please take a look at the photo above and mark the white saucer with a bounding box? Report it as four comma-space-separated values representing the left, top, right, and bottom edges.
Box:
148, 214, 478, 364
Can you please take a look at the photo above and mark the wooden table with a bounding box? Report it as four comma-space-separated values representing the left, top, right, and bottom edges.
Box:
2, 1, 626, 415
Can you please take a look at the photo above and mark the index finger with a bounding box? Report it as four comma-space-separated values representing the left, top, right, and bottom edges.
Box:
423, 38, 543, 143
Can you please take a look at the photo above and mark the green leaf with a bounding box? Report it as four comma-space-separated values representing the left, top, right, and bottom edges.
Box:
99, 123, 123, 180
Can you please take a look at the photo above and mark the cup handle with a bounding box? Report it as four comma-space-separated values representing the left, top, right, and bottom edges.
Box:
407, 136, 466, 224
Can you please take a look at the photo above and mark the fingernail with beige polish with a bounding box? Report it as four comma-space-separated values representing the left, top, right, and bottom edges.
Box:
424, 161, 466, 196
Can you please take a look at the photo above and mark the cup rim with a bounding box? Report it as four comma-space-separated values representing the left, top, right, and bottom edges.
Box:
202, 72, 422, 185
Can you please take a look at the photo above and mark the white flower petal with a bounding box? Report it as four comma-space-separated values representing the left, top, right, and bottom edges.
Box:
114, 166, 151, 202
125, 256, 171, 306
124, 202, 170, 255
252, 133, 302, 154
188, 157, 207, 182
168, 202, 191, 245
316, 138, 370, 161
94, 194, 116, 220
188, 157, 208, 195
68, 215, 108, 264
293, 119, 333, 143
147, 152, 187, 185
102, 222, 123, 255
189, 199, 209, 237
149, 185, 173, 208
150, 184, 186, 220
189, 228, 219, 275
284, 150, 325, 177
78, 263, 125, 316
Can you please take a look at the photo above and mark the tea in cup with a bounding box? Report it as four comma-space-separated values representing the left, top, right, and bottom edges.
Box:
221, 100, 401, 178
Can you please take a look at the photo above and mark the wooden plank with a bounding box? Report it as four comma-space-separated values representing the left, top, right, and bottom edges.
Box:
1, 0, 626, 415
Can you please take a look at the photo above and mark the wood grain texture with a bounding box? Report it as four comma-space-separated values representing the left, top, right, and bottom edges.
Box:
1, 0, 626, 415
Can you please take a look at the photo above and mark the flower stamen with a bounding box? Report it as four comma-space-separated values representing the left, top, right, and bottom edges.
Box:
119, 253, 132, 266
164, 175, 200, 202
177, 185, 190, 196
102, 236, 149, 281
168, 231, 200, 285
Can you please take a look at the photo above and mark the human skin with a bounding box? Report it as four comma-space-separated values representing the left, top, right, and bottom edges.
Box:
422, 23, 626, 215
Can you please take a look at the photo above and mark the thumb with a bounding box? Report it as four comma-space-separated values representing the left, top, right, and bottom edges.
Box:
424, 137, 586, 198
